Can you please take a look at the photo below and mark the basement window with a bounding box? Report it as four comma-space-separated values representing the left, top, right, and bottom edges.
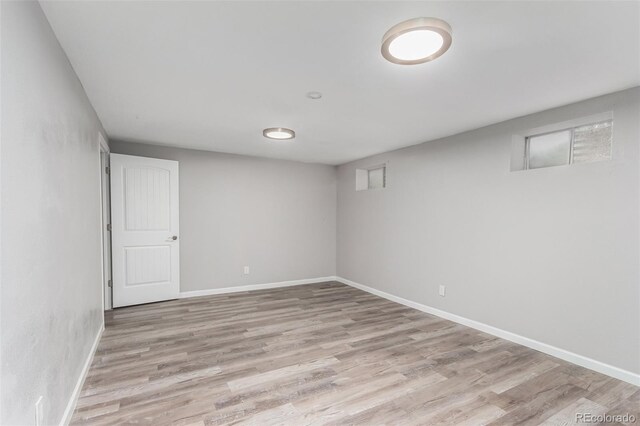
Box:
511, 113, 613, 171
356, 165, 386, 191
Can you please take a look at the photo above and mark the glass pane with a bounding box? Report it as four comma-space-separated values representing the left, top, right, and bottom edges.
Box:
368, 167, 385, 189
572, 121, 612, 164
527, 130, 571, 169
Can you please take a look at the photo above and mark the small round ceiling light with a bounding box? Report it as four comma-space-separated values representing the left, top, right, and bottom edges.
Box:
306, 91, 322, 100
263, 127, 295, 140
381, 17, 452, 65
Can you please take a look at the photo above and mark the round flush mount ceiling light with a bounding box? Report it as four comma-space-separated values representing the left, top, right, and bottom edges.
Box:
263, 127, 295, 140
381, 17, 452, 65
306, 91, 322, 100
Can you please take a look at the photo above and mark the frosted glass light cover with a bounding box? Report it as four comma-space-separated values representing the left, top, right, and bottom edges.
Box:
263, 127, 295, 140
389, 30, 444, 61
381, 17, 452, 65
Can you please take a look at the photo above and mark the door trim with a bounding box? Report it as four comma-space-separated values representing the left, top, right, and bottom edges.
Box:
98, 134, 111, 311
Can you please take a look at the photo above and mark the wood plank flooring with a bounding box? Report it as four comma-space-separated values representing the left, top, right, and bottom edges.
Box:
72, 282, 639, 425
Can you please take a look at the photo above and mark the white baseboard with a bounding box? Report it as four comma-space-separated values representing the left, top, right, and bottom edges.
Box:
178, 276, 337, 299
335, 276, 640, 387
59, 323, 104, 426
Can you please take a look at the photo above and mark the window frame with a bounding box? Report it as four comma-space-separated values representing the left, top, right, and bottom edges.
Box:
524, 119, 612, 170
367, 166, 386, 190
511, 111, 613, 172
356, 164, 387, 191
524, 126, 574, 170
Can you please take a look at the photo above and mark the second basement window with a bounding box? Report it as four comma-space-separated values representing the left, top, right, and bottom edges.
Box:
356, 165, 386, 191
525, 120, 612, 170
367, 166, 385, 189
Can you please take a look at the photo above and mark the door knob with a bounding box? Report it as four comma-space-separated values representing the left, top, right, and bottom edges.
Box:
171, 235, 178, 240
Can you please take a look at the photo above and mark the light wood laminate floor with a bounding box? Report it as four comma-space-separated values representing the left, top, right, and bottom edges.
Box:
72, 282, 639, 425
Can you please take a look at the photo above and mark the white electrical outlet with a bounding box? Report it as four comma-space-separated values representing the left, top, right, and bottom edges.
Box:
243, 266, 250, 275
35, 396, 43, 426
439, 285, 446, 297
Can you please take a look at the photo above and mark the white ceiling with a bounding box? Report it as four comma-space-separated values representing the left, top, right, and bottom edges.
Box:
41, 1, 639, 165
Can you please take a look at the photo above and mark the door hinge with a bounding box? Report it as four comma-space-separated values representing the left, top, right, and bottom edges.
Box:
105, 166, 110, 174
107, 279, 112, 288
106, 223, 112, 231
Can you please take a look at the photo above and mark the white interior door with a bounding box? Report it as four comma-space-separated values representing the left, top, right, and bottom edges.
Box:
110, 154, 180, 308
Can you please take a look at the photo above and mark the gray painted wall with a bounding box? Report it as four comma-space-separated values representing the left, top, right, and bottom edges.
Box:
1, 2, 106, 424
110, 141, 337, 292
1, 7, 636, 426
337, 87, 640, 375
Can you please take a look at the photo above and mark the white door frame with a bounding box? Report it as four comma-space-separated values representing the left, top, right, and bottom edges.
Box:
98, 134, 112, 310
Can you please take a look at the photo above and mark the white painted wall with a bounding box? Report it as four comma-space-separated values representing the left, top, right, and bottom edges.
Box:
1, 2, 106, 424
109, 141, 337, 293
337, 87, 640, 376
